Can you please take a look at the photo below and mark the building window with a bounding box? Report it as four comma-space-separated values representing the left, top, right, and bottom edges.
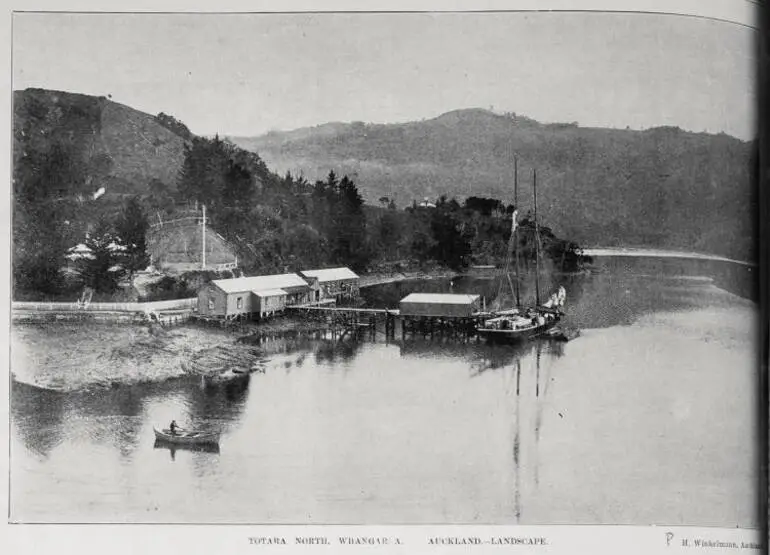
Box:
237, 297, 243, 310
208, 299, 215, 310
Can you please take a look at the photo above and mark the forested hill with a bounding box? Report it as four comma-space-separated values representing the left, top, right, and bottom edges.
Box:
14, 88, 590, 303
13, 88, 203, 294
12, 88, 754, 301
230, 109, 758, 261
14, 88, 190, 198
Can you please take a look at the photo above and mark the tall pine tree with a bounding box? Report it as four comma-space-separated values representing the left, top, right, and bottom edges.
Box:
115, 196, 150, 273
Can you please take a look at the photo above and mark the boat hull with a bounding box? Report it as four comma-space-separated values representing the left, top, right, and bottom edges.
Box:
153, 439, 220, 454
477, 318, 560, 343
153, 427, 220, 446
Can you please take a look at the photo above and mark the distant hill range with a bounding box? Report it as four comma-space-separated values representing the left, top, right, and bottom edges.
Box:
229, 109, 757, 261
13, 90, 757, 263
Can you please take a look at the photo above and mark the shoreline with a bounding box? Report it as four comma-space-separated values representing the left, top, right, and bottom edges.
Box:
10, 271, 468, 392
582, 247, 756, 267
358, 268, 465, 288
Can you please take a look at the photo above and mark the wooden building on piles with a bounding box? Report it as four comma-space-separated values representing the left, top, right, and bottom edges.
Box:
197, 273, 318, 319
299, 267, 360, 301
399, 293, 482, 318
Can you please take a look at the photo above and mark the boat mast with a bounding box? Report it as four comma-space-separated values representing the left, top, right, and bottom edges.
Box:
533, 169, 541, 307
514, 156, 521, 307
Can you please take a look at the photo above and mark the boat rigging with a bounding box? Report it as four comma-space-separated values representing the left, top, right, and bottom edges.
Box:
477, 162, 566, 342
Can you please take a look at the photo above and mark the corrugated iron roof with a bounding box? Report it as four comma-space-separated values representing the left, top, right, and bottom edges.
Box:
212, 274, 309, 294
399, 293, 480, 305
300, 267, 359, 282
251, 289, 287, 297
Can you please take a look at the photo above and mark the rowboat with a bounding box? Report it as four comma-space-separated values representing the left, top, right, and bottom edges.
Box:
153, 439, 220, 455
153, 427, 220, 446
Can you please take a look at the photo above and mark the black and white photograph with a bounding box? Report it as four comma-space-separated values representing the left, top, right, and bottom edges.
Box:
6, 1, 762, 543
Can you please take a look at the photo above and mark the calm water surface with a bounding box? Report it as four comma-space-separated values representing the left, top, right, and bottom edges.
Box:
10, 257, 759, 525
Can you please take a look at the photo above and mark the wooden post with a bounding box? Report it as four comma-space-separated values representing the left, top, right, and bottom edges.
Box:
201, 204, 207, 270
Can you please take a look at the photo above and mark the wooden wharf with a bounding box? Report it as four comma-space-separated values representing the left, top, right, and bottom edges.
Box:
288, 305, 399, 315
288, 304, 400, 340
287, 304, 489, 341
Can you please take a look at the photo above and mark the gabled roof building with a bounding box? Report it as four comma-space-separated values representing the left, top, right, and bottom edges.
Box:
299, 267, 360, 301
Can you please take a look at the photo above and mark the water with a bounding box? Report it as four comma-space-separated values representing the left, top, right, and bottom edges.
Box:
9, 257, 759, 525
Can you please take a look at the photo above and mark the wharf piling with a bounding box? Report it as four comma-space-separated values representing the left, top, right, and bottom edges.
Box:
190, 300, 498, 342
287, 304, 484, 341
399, 315, 482, 340
287, 305, 399, 341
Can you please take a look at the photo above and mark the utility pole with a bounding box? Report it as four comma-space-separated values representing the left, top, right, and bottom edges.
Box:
201, 204, 207, 270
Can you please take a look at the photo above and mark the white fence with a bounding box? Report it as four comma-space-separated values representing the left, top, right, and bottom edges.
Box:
13, 298, 198, 313
215, 261, 239, 271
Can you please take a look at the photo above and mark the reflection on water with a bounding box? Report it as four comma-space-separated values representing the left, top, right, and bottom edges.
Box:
10, 258, 759, 525
153, 441, 221, 461
398, 336, 565, 377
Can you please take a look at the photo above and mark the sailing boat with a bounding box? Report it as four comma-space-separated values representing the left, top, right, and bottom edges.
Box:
476, 165, 566, 342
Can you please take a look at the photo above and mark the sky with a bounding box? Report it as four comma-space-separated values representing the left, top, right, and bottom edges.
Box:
12, 11, 757, 139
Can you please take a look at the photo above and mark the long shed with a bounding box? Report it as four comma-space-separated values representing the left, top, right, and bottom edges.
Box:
216, 274, 312, 306
399, 293, 482, 318
197, 273, 312, 318
251, 289, 288, 318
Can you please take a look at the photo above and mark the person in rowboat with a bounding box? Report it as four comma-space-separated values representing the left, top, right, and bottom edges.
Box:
169, 420, 180, 435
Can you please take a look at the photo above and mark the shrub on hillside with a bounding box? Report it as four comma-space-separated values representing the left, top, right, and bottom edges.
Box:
142, 276, 196, 301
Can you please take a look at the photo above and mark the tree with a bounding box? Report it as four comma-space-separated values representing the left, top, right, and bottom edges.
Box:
13, 202, 69, 295
155, 112, 194, 141
115, 196, 150, 273
147, 178, 175, 214
404, 209, 436, 262
177, 136, 229, 207
464, 196, 504, 217
13, 108, 92, 296
330, 174, 371, 271
373, 208, 402, 260
429, 208, 471, 270
71, 220, 129, 293
282, 223, 328, 269
222, 158, 255, 208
